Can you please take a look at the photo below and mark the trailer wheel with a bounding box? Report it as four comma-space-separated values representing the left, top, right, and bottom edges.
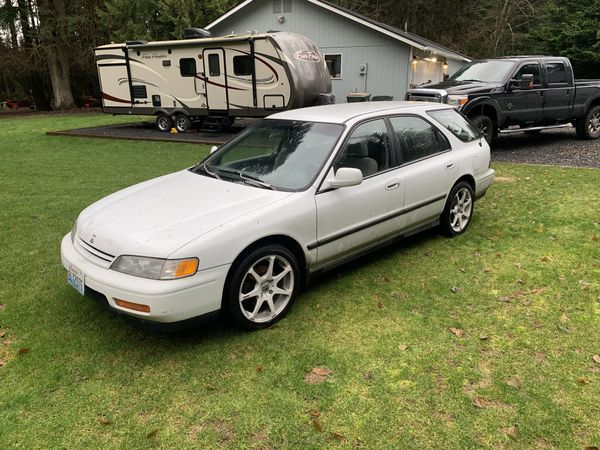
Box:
222, 116, 235, 130
156, 114, 172, 132
174, 114, 191, 133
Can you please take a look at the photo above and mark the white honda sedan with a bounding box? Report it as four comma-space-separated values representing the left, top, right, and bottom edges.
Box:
61, 102, 494, 330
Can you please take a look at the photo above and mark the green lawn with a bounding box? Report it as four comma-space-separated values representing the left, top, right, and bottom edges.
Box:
0, 113, 599, 449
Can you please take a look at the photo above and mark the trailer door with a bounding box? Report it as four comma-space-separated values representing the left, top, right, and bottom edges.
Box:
97, 62, 132, 107
203, 49, 228, 111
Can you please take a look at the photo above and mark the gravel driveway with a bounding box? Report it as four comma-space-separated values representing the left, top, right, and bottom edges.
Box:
492, 126, 599, 168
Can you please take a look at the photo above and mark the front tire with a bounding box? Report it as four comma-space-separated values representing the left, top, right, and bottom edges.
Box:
225, 245, 300, 330
576, 105, 600, 139
440, 181, 474, 237
470, 115, 495, 145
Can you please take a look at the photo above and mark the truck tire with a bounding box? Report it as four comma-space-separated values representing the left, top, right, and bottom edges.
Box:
155, 114, 172, 132
469, 115, 495, 145
576, 105, 600, 139
174, 114, 191, 133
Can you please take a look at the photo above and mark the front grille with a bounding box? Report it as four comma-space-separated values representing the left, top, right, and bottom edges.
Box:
407, 93, 443, 103
76, 237, 115, 267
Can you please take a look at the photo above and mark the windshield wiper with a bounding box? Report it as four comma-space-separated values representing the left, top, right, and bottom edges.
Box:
215, 167, 274, 190
200, 163, 221, 180
458, 79, 483, 82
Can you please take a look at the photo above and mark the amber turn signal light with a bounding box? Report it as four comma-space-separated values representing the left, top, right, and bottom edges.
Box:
114, 298, 151, 313
174, 258, 199, 278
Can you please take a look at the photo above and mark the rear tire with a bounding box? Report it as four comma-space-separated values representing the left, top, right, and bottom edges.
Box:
155, 114, 172, 132
576, 105, 600, 139
440, 181, 474, 237
174, 114, 191, 133
224, 244, 300, 330
470, 115, 495, 145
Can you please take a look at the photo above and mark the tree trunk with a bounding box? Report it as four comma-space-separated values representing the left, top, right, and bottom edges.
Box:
46, 45, 75, 109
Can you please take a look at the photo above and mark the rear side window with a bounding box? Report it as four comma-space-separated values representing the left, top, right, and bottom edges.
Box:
546, 63, 568, 84
390, 116, 451, 163
233, 55, 253, 76
179, 58, 196, 77
427, 109, 480, 142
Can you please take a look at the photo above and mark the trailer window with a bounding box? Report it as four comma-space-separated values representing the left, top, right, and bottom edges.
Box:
208, 54, 221, 77
233, 55, 253, 76
179, 58, 196, 77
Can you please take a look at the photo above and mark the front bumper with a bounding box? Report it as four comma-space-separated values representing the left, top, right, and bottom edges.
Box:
474, 168, 495, 200
61, 233, 230, 324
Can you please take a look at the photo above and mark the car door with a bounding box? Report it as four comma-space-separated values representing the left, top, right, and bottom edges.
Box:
542, 61, 574, 124
388, 115, 457, 230
314, 118, 404, 267
500, 62, 544, 127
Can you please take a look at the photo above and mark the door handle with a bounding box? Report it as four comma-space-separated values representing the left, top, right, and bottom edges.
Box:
385, 180, 400, 191
445, 162, 455, 170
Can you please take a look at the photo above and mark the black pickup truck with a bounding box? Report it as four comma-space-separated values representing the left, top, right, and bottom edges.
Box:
405, 56, 600, 144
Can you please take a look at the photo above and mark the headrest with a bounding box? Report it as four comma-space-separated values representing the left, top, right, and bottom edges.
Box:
345, 141, 368, 157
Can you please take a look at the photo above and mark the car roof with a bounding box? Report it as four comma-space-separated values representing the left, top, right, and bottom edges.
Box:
268, 101, 452, 124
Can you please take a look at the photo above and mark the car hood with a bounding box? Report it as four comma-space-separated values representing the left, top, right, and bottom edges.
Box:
413, 80, 501, 95
76, 170, 292, 258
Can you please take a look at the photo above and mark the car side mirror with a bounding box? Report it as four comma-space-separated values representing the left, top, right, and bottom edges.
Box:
329, 167, 363, 188
210, 145, 219, 154
509, 74, 534, 91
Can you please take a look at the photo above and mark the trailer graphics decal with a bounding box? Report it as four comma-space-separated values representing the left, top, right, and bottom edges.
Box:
293, 50, 320, 62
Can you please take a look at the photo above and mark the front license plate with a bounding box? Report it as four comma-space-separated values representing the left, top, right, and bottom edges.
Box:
67, 264, 85, 296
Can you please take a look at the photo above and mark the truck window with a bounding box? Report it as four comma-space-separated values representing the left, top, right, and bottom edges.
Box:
179, 58, 196, 77
547, 63, 568, 84
389, 116, 451, 163
233, 55, 253, 76
208, 54, 221, 77
514, 63, 541, 86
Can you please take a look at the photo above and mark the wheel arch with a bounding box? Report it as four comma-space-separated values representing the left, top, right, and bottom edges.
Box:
221, 234, 308, 308
454, 174, 476, 193
585, 94, 600, 112
464, 99, 500, 130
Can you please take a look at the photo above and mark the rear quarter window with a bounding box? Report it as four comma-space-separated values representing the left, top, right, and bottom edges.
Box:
427, 109, 480, 142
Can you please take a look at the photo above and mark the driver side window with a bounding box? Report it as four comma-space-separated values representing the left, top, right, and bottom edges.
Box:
334, 119, 392, 178
514, 63, 541, 86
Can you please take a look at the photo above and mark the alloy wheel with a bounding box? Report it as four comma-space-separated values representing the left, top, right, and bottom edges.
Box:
449, 187, 473, 233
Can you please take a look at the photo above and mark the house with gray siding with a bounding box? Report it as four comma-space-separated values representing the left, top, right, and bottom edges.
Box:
205, 0, 470, 102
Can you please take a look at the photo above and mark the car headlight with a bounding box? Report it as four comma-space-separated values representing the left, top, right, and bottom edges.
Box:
71, 220, 78, 244
447, 95, 468, 108
110, 256, 199, 280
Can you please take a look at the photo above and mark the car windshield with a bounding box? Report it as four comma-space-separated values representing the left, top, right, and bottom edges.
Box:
193, 119, 344, 191
449, 60, 515, 83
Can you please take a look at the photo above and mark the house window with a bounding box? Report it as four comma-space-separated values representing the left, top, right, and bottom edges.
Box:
273, 0, 292, 13
208, 54, 221, 77
179, 58, 196, 77
324, 54, 342, 79
233, 55, 253, 76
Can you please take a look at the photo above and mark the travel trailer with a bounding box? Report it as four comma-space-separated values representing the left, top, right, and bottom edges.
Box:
94, 30, 334, 131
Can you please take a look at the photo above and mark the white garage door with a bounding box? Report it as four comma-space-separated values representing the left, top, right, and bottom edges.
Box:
412, 61, 443, 86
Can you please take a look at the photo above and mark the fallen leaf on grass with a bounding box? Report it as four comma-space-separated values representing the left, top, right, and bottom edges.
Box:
498, 296, 512, 303
577, 377, 589, 385
540, 255, 553, 262
592, 355, 600, 364
398, 344, 409, 351
592, 235, 598, 241
380, 276, 390, 283
147, 430, 158, 439
557, 325, 570, 334
0, 331, 5, 338
479, 335, 488, 341
312, 419, 323, 432
330, 432, 345, 442
99, 417, 112, 426
0, 360, 6, 367
459, 268, 466, 273
503, 426, 518, 441
305, 367, 333, 384
0, 304, 5, 311
483, 267, 492, 273
506, 377, 522, 389
309, 409, 320, 418
18, 348, 29, 355
472, 397, 487, 408
256, 364, 264, 372
451, 287, 460, 294
448, 327, 464, 337
585, 446, 599, 450
363, 371, 373, 380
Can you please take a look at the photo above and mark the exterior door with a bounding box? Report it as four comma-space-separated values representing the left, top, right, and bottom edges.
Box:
315, 119, 404, 267
500, 62, 544, 127
202, 48, 228, 111
542, 61, 574, 124
388, 115, 457, 230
